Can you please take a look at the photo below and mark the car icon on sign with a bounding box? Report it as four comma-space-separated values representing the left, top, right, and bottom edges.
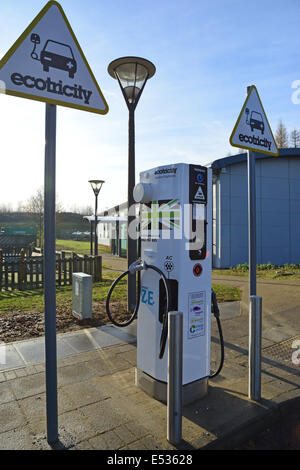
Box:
250, 111, 264, 134
40, 40, 77, 78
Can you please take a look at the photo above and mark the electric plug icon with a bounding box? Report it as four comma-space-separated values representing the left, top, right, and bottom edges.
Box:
30, 33, 41, 60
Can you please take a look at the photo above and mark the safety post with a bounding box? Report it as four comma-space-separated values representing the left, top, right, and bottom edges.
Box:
248, 295, 262, 401
167, 311, 183, 445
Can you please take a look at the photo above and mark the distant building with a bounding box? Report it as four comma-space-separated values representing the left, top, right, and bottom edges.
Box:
0, 226, 37, 255
90, 149, 300, 267
85, 203, 128, 257
210, 148, 300, 267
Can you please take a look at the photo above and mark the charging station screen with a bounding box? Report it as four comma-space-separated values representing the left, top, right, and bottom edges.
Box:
189, 165, 207, 260
193, 203, 205, 220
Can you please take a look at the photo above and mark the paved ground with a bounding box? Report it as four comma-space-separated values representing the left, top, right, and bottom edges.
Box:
0, 324, 137, 371
0, 260, 299, 450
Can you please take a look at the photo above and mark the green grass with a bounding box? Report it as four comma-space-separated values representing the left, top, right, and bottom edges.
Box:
0, 270, 240, 314
56, 239, 111, 255
212, 283, 241, 302
0, 270, 125, 313
214, 262, 300, 280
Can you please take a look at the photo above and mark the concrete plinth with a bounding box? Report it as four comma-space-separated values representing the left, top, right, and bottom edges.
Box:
135, 368, 208, 405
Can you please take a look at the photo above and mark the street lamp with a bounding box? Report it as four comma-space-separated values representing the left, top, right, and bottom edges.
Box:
108, 56, 156, 312
89, 179, 104, 256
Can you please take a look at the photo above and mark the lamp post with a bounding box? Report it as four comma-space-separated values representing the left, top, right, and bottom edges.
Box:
108, 56, 156, 312
89, 180, 104, 256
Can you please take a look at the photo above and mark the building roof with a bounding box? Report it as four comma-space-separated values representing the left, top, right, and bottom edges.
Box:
83, 216, 127, 223
209, 148, 300, 171
0, 234, 35, 249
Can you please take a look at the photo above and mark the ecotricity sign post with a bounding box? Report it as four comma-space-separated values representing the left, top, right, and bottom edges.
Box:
230, 85, 278, 401
0, 1, 108, 445
230, 85, 278, 297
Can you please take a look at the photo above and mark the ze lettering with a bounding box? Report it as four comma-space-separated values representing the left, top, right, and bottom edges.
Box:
141, 288, 154, 305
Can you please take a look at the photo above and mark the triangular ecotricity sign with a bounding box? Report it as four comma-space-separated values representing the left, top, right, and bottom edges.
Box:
230, 85, 278, 156
0, 1, 108, 114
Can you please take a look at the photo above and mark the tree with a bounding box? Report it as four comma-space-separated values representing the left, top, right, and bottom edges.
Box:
0, 203, 13, 213
69, 204, 93, 215
25, 187, 63, 248
275, 120, 289, 148
25, 188, 44, 248
290, 129, 300, 148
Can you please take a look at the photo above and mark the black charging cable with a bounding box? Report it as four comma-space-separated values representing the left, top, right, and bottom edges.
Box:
105, 269, 141, 327
105, 260, 171, 360
209, 289, 225, 378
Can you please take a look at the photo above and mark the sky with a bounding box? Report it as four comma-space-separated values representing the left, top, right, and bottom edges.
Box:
0, 0, 300, 213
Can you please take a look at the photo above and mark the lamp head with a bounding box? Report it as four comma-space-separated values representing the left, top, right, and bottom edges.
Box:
89, 180, 105, 196
108, 56, 155, 106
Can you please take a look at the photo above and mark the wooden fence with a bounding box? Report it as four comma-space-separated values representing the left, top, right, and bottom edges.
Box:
0, 250, 102, 291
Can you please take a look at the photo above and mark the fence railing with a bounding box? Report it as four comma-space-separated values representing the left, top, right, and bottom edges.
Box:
0, 250, 102, 291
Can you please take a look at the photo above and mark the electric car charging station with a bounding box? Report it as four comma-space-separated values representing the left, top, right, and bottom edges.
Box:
106, 162, 224, 406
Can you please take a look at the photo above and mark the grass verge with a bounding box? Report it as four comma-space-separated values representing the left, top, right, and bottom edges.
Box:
214, 262, 300, 280
0, 274, 240, 314
56, 239, 111, 256
0, 271, 241, 342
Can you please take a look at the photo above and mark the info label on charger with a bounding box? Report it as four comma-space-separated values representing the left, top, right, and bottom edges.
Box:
188, 291, 206, 339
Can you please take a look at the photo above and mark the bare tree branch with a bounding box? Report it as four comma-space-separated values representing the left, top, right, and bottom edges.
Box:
275, 120, 289, 148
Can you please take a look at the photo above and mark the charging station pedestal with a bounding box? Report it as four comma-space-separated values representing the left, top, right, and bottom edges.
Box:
133, 163, 212, 405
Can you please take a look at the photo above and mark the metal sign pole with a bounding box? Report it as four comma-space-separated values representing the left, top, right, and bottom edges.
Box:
0, 1, 108, 444
246, 85, 261, 400
247, 149, 257, 296
44, 103, 58, 445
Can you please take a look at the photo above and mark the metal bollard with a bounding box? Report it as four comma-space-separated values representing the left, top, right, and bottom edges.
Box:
248, 295, 262, 401
167, 311, 183, 445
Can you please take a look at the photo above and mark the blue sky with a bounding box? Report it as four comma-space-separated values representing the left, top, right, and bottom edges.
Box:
0, 0, 300, 212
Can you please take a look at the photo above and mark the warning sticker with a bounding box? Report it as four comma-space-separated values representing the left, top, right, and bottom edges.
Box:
189, 164, 207, 203
194, 186, 205, 200
188, 291, 206, 339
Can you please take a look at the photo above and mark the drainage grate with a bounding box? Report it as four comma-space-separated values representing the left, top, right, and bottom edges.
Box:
262, 335, 300, 371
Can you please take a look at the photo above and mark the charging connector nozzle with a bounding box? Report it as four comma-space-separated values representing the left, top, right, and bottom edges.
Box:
128, 259, 147, 274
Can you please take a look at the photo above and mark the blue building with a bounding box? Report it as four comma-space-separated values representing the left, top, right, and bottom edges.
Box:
210, 148, 300, 268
